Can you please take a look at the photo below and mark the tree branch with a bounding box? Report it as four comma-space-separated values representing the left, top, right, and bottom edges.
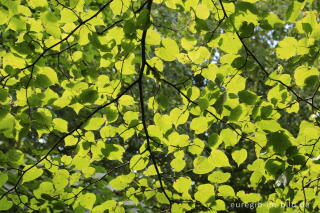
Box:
0, 79, 138, 200
137, 0, 172, 208
218, 0, 319, 111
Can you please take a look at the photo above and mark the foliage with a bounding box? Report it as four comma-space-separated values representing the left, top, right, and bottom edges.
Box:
0, 0, 319, 212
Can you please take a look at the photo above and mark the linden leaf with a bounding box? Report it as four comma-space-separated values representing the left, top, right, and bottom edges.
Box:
0, 173, 8, 188
208, 171, 231, 183
173, 177, 192, 194
130, 154, 149, 171
220, 128, 240, 147
193, 156, 214, 174
232, 149, 247, 166
276, 37, 298, 59
190, 117, 208, 134
79, 193, 96, 210
53, 118, 68, 132
22, 166, 43, 183
155, 38, 179, 61
238, 90, 258, 105
170, 108, 189, 127
209, 150, 231, 168
0, 197, 13, 211
218, 185, 236, 198
196, 4, 210, 20
194, 184, 215, 205
84, 117, 105, 130
104, 144, 125, 162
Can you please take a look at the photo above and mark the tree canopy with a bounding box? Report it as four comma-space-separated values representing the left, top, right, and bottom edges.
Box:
0, 0, 319, 212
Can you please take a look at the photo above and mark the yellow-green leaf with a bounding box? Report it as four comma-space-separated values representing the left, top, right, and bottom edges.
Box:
232, 149, 247, 166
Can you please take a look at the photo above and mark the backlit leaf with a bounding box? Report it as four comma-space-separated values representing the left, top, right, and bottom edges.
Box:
22, 166, 43, 183
232, 149, 247, 166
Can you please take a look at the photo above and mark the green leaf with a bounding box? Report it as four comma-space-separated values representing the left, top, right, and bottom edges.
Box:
130, 154, 149, 171
170, 108, 189, 127
194, 184, 215, 205
256, 120, 282, 132
109, 173, 135, 190
196, 4, 210, 20
64, 135, 78, 146
208, 171, 231, 183
79, 88, 99, 104
237, 191, 261, 203
209, 150, 230, 168
123, 111, 139, 127
232, 149, 247, 166
154, 113, 172, 133
53, 118, 68, 132
8, 17, 26, 31
28, 0, 48, 8
219, 33, 242, 54
0, 114, 15, 138
238, 90, 258, 105
0, 88, 8, 102
276, 37, 298, 59
6, 149, 24, 165
84, 117, 105, 130
190, 117, 208, 134
3, 53, 25, 69
168, 132, 189, 147
294, 66, 319, 87
260, 105, 273, 119
267, 132, 291, 155
287, 0, 306, 22
0, 173, 8, 188
33, 182, 55, 199
155, 38, 179, 61
144, 165, 163, 176
218, 185, 235, 198
0, 197, 13, 211
187, 86, 200, 101
53, 169, 69, 191
188, 47, 210, 64
208, 133, 222, 149
220, 128, 240, 147
103, 144, 125, 162
201, 64, 218, 81
136, 9, 150, 30
35, 67, 58, 87
124, 19, 137, 39
265, 158, 285, 176
0, 105, 9, 119
229, 105, 243, 122
103, 106, 119, 123
239, 22, 255, 38
226, 75, 246, 93
171, 152, 186, 172
250, 171, 263, 187
92, 200, 117, 212
61, 8, 78, 23
213, 92, 227, 114
171, 203, 186, 213
173, 177, 192, 193
156, 191, 171, 204
1, 0, 319, 210
100, 125, 116, 138
193, 156, 214, 174
146, 29, 161, 45
34, 108, 52, 130
22, 166, 43, 183
188, 138, 205, 155
79, 193, 96, 210
119, 95, 135, 106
